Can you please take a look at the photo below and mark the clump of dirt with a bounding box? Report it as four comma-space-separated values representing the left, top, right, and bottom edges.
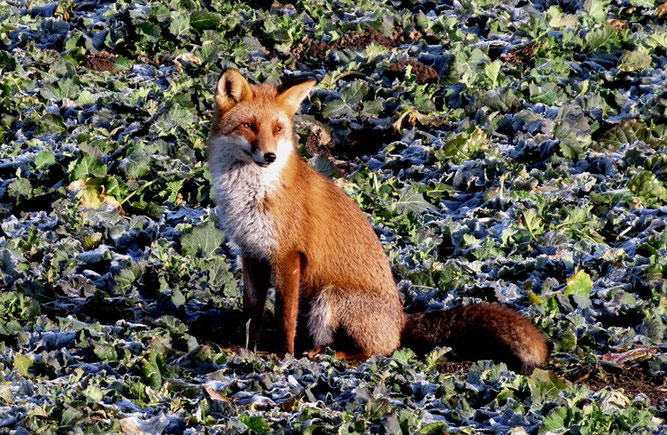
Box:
304, 130, 354, 174
304, 130, 333, 159
384, 60, 439, 84
500, 42, 540, 70
301, 119, 399, 172
565, 360, 666, 406
291, 42, 306, 59
83, 52, 114, 72
306, 28, 407, 60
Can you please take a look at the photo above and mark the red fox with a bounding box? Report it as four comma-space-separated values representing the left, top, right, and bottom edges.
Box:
207, 69, 548, 371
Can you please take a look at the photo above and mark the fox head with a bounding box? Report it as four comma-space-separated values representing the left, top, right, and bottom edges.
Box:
209, 68, 315, 168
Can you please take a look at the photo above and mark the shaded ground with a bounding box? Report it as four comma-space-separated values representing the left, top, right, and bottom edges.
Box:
567, 360, 666, 407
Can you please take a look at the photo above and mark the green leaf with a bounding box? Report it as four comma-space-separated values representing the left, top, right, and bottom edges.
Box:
36, 114, 66, 135
0, 50, 16, 72
130, 381, 147, 403
424, 347, 450, 369
94, 343, 118, 361
629, 0, 656, 7
169, 15, 191, 39
555, 329, 577, 352
13, 353, 33, 377
483, 60, 502, 88
646, 31, 667, 49
628, 170, 667, 205
180, 219, 223, 258
82, 385, 105, 402
141, 352, 162, 389
391, 348, 415, 365
556, 128, 591, 161
208, 258, 238, 297
546, 6, 578, 28
76, 90, 97, 105
540, 406, 569, 433
60, 406, 83, 426
529, 82, 559, 105
137, 21, 161, 41
7, 178, 32, 199
340, 81, 368, 105
163, 105, 196, 130
308, 154, 339, 179
239, 415, 271, 432
34, 150, 55, 170
598, 119, 651, 150
618, 50, 652, 72
528, 368, 569, 401
114, 56, 133, 71
0, 383, 12, 404
519, 209, 545, 239
435, 127, 489, 164
391, 188, 433, 214
39, 79, 80, 100
70, 154, 107, 180
362, 99, 384, 117
322, 99, 352, 118
114, 267, 140, 294
190, 11, 221, 31
479, 87, 521, 112
462, 233, 481, 247
584, 24, 617, 51
171, 288, 185, 307
584, 0, 609, 22
122, 151, 151, 179
564, 270, 593, 296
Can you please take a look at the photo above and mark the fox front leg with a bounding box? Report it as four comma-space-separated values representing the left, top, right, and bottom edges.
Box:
241, 256, 271, 350
273, 251, 301, 355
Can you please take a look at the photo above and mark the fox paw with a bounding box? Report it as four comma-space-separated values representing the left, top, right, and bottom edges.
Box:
304, 347, 326, 360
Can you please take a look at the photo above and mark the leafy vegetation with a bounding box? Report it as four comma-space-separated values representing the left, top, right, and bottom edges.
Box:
0, 0, 665, 432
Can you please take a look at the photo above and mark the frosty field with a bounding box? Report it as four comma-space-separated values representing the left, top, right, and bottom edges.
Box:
0, 0, 665, 433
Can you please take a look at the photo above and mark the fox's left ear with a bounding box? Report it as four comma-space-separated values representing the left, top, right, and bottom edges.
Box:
277, 79, 316, 115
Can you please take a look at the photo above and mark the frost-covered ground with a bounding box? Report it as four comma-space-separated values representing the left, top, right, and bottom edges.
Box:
0, 0, 665, 433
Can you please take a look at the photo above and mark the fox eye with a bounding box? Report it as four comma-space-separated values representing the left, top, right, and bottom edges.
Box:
241, 123, 256, 132
274, 126, 282, 133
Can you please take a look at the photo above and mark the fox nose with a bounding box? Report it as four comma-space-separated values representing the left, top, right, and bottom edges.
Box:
264, 152, 276, 163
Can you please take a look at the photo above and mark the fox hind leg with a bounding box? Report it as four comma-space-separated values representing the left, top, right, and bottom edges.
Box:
308, 287, 404, 358
339, 289, 404, 357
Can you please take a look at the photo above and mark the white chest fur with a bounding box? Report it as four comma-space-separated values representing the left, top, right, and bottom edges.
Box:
207, 135, 290, 259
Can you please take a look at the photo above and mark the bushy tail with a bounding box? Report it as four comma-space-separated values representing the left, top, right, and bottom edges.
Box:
401, 303, 548, 372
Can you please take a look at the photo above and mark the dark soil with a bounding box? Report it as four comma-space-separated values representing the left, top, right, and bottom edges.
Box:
306, 28, 406, 60
564, 360, 666, 407
304, 130, 351, 174
384, 60, 439, 84
83, 52, 114, 72
500, 41, 539, 70
304, 130, 334, 159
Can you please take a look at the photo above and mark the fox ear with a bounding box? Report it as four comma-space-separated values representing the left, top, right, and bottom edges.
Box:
277, 79, 316, 115
215, 68, 252, 112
